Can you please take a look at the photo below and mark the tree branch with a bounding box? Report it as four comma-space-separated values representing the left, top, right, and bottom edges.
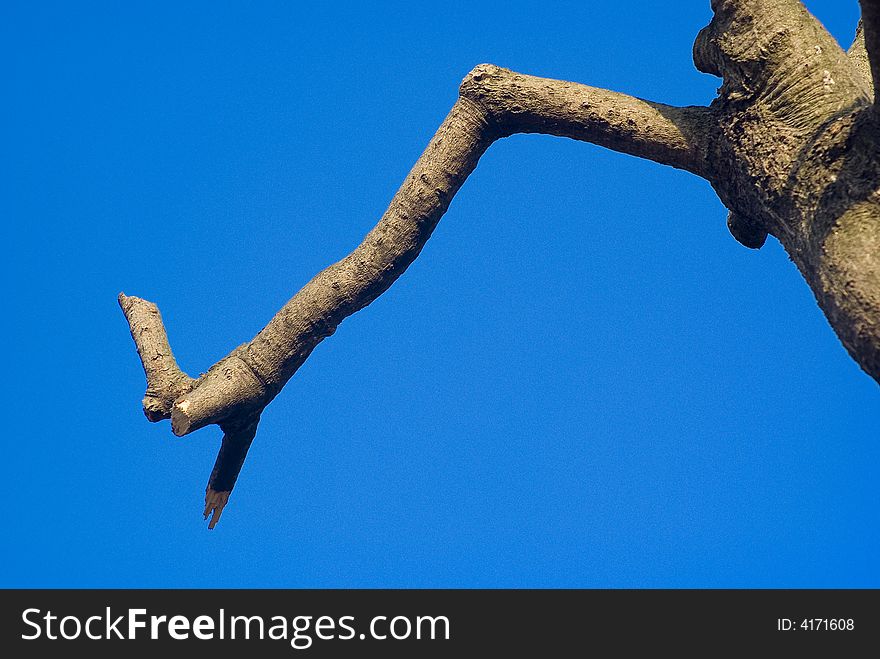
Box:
118, 293, 194, 421
122, 0, 880, 530
461, 66, 714, 176
166, 67, 713, 431
226, 67, 715, 423
122, 67, 715, 526
859, 0, 880, 101
203, 413, 260, 529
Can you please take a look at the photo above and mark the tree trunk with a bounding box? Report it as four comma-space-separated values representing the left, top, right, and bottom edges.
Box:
121, 0, 880, 527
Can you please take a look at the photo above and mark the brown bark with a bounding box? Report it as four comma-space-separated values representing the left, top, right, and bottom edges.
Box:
859, 0, 880, 99
694, 0, 880, 384
118, 293, 194, 421
848, 20, 872, 87
121, 0, 880, 527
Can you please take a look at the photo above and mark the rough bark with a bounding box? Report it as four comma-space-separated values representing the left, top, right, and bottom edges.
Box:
848, 20, 872, 86
118, 293, 194, 421
859, 0, 880, 98
121, 0, 880, 527
693, 0, 880, 385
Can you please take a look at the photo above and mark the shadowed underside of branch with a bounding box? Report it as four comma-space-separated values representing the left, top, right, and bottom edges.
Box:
122, 0, 880, 528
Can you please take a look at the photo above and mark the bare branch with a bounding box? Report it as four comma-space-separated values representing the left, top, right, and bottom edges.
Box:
118, 293, 194, 421
120, 1, 880, 531
462, 65, 714, 177
231, 67, 715, 418
123, 67, 716, 525
203, 413, 259, 529
164, 65, 714, 438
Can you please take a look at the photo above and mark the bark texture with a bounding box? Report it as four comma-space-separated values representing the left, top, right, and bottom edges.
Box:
121, 0, 880, 527
118, 294, 194, 421
694, 0, 880, 384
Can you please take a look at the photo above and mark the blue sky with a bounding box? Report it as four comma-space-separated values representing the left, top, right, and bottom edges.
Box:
4, 1, 877, 587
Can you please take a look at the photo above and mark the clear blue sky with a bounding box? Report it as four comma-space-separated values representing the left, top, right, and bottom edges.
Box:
4, 1, 877, 587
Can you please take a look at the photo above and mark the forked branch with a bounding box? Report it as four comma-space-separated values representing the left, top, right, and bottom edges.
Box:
121, 66, 716, 527
123, 0, 880, 529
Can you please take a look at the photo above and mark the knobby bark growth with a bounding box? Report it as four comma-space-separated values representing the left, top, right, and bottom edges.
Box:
121, 0, 880, 528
